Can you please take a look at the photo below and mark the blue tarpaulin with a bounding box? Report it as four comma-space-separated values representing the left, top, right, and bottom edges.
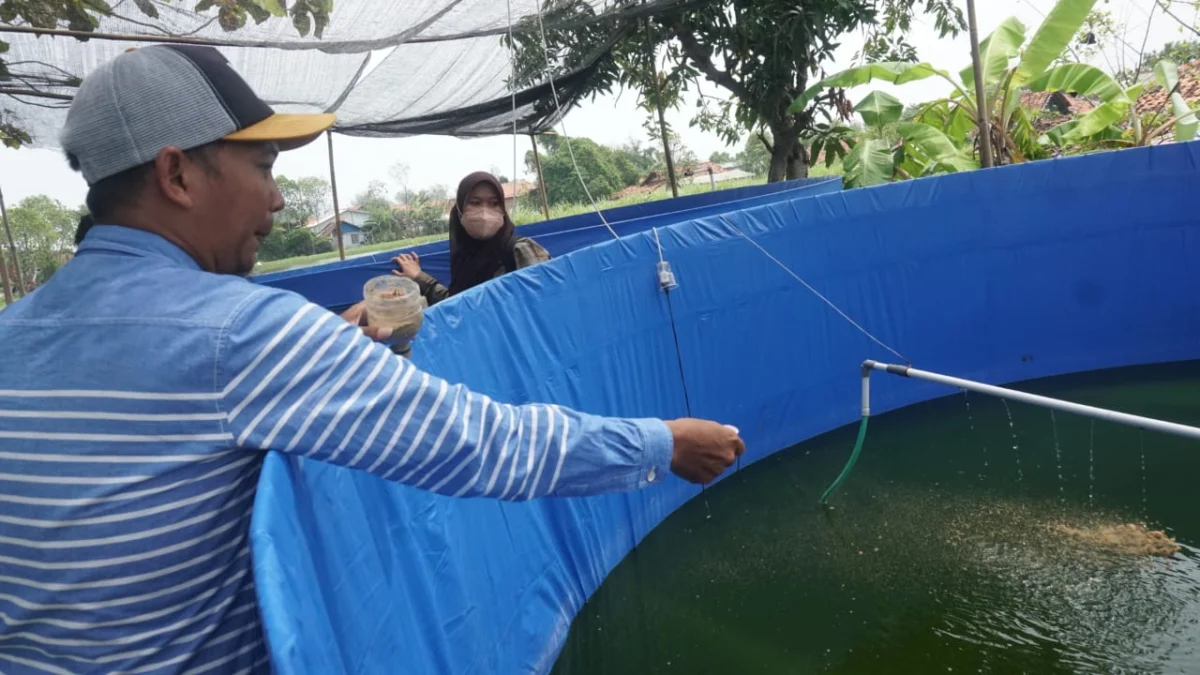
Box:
250, 142, 1200, 673
253, 176, 842, 311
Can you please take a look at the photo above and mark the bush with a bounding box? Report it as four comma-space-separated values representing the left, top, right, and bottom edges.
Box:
258, 227, 333, 261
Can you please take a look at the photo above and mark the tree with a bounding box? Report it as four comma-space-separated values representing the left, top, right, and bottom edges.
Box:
257, 227, 334, 262
4, 195, 82, 292
509, 0, 964, 183
389, 162, 412, 204
274, 175, 331, 230
653, 129, 697, 178
0, 0, 335, 147
1120, 40, 1200, 83
734, 133, 771, 176
353, 180, 392, 211
524, 136, 626, 205
709, 150, 734, 165
795, 0, 1100, 167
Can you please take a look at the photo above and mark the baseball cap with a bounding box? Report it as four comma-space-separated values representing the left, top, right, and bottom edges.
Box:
60, 44, 335, 185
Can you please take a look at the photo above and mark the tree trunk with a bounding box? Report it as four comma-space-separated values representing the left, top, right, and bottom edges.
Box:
766, 127, 805, 183
785, 140, 809, 180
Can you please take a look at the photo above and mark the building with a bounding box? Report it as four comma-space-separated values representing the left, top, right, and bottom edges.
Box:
500, 181, 535, 213
307, 207, 370, 249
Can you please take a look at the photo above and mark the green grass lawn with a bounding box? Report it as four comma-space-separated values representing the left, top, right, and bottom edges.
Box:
252, 170, 841, 276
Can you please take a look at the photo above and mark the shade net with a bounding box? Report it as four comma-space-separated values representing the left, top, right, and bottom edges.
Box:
1, 0, 694, 147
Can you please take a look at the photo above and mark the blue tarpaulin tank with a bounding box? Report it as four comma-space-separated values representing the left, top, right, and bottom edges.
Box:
249, 143, 1200, 673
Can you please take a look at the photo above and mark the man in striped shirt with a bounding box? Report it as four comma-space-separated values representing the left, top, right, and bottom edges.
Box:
0, 46, 745, 674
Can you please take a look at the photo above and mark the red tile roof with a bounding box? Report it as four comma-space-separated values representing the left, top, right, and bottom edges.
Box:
1135, 59, 1200, 116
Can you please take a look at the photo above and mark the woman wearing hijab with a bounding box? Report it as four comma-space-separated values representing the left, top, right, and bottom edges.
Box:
393, 171, 549, 306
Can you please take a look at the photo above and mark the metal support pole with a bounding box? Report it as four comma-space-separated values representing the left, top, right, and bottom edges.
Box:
863, 360, 1200, 440
326, 131, 346, 261
530, 135, 551, 220
0, 186, 23, 298
966, 0, 995, 168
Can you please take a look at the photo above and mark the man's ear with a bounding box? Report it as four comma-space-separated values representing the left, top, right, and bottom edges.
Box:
153, 146, 195, 210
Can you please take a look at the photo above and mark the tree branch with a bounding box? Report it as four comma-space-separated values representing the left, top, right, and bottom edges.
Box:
1155, 1, 1200, 38
0, 88, 73, 101
671, 22, 753, 103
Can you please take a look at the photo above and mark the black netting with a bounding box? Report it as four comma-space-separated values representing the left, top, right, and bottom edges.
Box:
1, 0, 693, 147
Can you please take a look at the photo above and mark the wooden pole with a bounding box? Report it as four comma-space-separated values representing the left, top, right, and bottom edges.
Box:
0, 187, 23, 299
0, 234, 11, 306
966, 0, 995, 168
530, 136, 551, 220
326, 131, 346, 261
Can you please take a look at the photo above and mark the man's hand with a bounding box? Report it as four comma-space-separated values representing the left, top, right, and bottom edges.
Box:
665, 419, 745, 484
339, 302, 394, 343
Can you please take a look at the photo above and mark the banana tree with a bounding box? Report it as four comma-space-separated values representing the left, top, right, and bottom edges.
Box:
839, 90, 978, 188
791, 0, 1098, 166
1035, 60, 1198, 149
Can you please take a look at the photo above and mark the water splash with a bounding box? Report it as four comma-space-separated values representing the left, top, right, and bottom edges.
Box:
1088, 421, 1095, 507
1139, 430, 1148, 521
1051, 410, 1064, 501
1001, 399, 1024, 483
963, 390, 987, 480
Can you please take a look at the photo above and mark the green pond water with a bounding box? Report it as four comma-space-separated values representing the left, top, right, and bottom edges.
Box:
552, 361, 1200, 675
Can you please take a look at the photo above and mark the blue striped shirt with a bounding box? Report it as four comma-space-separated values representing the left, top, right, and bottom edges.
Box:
0, 225, 673, 674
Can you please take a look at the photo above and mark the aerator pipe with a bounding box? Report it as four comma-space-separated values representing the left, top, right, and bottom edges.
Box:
862, 360, 1200, 441
822, 360, 1200, 506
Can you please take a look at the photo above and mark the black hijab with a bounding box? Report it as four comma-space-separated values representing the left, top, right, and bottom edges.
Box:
447, 171, 517, 296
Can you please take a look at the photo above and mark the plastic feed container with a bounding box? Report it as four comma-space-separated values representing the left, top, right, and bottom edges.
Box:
362, 276, 424, 349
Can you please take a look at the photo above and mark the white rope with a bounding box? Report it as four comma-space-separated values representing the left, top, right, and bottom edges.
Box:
732, 228, 910, 364
504, 0, 519, 211
533, 2, 620, 240
652, 226, 666, 264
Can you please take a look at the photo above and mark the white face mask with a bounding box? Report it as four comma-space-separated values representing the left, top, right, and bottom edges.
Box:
460, 208, 504, 239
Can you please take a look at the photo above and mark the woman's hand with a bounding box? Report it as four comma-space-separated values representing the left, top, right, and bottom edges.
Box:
392, 253, 422, 280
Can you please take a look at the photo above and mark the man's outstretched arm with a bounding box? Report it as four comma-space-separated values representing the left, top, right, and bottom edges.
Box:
218, 289, 743, 499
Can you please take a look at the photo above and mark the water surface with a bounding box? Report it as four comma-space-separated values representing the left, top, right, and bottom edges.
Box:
553, 362, 1200, 674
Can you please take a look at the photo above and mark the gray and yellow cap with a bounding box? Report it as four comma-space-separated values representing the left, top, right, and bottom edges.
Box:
60, 44, 335, 185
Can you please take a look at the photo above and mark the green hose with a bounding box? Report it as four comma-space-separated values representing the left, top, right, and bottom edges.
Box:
819, 416, 869, 506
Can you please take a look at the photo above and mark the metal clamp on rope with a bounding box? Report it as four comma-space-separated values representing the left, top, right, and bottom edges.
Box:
657, 260, 678, 291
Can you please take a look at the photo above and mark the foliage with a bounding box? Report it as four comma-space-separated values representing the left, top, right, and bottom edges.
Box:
362, 194, 448, 245
1037, 59, 1199, 150
838, 91, 976, 188
733, 132, 772, 176
801, 123, 857, 170
796, 0, 1099, 168
652, 129, 698, 177
524, 136, 649, 205
273, 175, 331, 230
508, 0, 963, 183
0, 0, 333, 147
709, 150, 734, 165
257, 226, 333, 262
2, 194, 82, 292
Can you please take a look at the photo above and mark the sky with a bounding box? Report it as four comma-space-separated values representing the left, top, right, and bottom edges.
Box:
0, 0, 1183, 209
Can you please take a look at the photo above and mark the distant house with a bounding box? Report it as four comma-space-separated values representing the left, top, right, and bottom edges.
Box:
679, 162, 753, 186
500, 181, 535, 212
307, 207, 370, 249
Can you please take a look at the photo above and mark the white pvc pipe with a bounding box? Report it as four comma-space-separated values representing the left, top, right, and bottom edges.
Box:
862, 360, 1200, 441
